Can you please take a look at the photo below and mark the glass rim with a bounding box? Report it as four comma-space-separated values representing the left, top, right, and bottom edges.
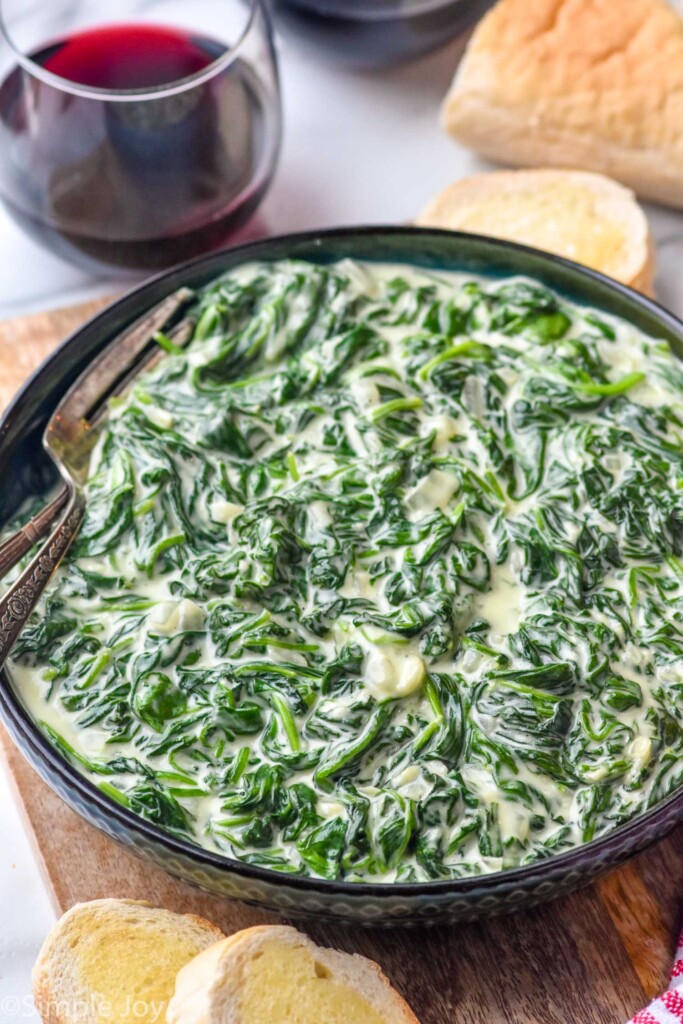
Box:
0, 0, 263, 102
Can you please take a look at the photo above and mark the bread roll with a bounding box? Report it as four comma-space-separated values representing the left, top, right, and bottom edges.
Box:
441, 0, 683, 209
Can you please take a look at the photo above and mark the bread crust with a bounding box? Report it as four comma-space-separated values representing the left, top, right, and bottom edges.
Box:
416, 168, 656, 295
442, 0, 683, 208
168, 926, 421, 1024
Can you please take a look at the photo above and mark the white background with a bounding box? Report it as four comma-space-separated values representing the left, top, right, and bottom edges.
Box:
2, 13, 683, 1021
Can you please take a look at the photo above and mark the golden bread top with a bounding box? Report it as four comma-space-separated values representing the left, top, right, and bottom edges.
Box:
416, 169, 654, 293
236, 940, 388, 1024
33, 900, 224, 1024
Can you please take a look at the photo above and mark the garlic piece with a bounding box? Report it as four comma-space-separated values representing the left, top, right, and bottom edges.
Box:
365, 649, 426, 700
317, 800, 346, 819
148, 602, 179, 634
395, 765, 420, 788
209, 499, 243, 524
424, 413, 460, 451
149, 599, 204, 634
396, 654, 426, 696
366, 649, 398, 695
630, 736, 652, 773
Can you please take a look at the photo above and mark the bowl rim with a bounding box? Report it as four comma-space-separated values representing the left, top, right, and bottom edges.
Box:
276, 0, 484, 24
2, 223, 682, 899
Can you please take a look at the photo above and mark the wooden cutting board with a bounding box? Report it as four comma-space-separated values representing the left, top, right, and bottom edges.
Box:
0, 299, 681, 1024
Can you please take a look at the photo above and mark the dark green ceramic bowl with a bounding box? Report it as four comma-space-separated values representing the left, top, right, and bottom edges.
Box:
1, 227, 681, 925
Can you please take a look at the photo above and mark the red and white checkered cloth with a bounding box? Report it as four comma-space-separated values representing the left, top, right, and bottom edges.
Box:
630, 934, 683, 1023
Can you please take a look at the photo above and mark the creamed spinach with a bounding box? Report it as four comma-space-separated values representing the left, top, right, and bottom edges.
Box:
8, 260, 683, 881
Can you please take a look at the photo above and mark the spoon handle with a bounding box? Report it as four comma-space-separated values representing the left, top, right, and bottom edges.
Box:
0, 490, 85, 670
0, 487, 69, 582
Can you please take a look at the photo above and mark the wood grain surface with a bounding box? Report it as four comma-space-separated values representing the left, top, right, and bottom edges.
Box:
0, 300, 681, 1024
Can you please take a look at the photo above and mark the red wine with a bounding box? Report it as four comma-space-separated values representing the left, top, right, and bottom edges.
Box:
39, 23, 218, 89
0, 23, 279, 272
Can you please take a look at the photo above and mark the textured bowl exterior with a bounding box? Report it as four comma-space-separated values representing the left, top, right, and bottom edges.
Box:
1, 227, 682, 925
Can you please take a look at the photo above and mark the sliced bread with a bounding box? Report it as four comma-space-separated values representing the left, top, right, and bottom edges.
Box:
441, 0, 683, 209
167, 925, 421, 1024
416, 169, 655, 294
32, 899, 225, 1024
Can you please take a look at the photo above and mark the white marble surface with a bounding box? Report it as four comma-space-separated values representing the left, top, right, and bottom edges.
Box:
2, 16, 683, 1022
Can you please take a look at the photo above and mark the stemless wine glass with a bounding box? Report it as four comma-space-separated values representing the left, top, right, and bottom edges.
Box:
0, 0, 281, 274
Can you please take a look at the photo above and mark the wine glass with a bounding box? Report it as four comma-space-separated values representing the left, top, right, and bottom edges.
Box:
0, 0, 281, 275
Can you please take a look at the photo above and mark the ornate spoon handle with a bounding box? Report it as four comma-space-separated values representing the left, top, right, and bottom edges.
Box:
0, 490, 85, 669
0, 487, 69, 581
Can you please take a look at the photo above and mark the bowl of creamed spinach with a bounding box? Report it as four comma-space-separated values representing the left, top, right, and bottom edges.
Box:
1, 229, 682, 924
